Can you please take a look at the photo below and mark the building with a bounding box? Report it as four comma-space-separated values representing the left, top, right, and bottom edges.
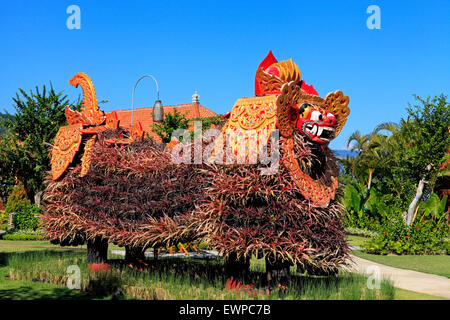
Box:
105, 92, 218, 142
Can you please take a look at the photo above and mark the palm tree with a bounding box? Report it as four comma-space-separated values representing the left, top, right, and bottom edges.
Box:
346, 130, 382, 189
346, 131, 368, 181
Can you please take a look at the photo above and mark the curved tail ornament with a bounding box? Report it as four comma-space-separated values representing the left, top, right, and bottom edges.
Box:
65, 72, 106, 125
51, 72, 144, 181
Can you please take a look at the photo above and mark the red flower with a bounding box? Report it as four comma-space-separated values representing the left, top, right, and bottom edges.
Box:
384, 232, 387, 236
88, 263, 110, 273
405, 236, 408, 239
416, 225, 419, 229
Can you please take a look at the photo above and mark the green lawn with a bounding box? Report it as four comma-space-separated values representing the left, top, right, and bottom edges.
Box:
0, 239, 447, 300
346, 235, 369, 247
352, 250, 450, 278
346, 235, 450, 278
0, 240, 94, 299
0, 265, 94, 300
0, 240, 399, 300
394, 288, 447, 300
0, 240, 85, 253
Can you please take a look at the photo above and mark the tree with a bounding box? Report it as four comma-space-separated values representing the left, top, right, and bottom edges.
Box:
347, 95, 449, 226
190, 114, 224, 129
0, 113, 8, 134
398, 95, 449, 225
346, 130, 384, 189
152, 108, 190, 143
0, 84, 78, 200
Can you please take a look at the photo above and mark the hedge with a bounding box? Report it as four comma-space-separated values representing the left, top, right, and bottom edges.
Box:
1, 233, 43, 241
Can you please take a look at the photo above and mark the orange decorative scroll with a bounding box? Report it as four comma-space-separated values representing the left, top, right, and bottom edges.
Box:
65, 105, 86, 125
80, 136, 96, 177
51, 124, 83, 180
323, 91, 350, 137
130, 122, 144, 141
281, 136, 338, 207
105, 111, 119, 129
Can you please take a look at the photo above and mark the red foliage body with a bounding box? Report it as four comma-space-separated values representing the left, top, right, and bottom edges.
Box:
42, 128, 348, 272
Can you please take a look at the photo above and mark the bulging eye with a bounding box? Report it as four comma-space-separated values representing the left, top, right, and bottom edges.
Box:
310, 110, 322, 121
298, 103, 309, 116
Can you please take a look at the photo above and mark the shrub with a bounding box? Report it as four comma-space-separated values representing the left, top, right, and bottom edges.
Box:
0, 213, 7, 225
5, 182, 30, 214
1, 228, 43, 240
6, 228, 42, 235
0, 223, 7, 230
344, 214, 383, 232
341, 183, 394, 232
363, 218, 449, 255
345, 226, 378, 238
1, 233, 43, 240
12, 202, 41, 230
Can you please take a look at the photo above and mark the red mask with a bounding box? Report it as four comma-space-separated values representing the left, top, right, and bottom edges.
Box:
295, 103, 337, 144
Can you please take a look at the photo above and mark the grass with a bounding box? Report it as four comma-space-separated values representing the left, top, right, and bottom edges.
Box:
1, 239, 445, 300
394, 288, 447, 300
0, 265, 94, 300
0, 242, 95, 299
352, 250, 450, 278
0, 240, 86, 253
0, 240, 397, 300
346, 235, 369, 247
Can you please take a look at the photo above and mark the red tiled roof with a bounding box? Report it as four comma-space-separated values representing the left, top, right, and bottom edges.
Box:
105, 103, 218, 142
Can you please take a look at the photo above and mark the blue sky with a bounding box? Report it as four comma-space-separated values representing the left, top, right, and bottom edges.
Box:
0, 0, 449, 149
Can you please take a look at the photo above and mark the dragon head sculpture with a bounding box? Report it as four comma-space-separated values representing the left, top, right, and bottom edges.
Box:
220, 51, 350, 207
295, 102, 337, 144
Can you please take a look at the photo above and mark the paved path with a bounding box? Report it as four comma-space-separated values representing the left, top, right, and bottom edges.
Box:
346, 254, 450, 299
110, 249, 220, 259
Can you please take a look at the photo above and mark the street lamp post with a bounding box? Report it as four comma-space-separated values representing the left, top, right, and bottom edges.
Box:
131, 75, 163, 126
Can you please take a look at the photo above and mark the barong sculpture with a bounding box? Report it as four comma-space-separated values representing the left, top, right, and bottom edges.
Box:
43, 51, 350, 281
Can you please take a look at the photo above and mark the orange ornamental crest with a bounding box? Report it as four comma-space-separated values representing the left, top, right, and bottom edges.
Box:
51, 123, 83, 180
